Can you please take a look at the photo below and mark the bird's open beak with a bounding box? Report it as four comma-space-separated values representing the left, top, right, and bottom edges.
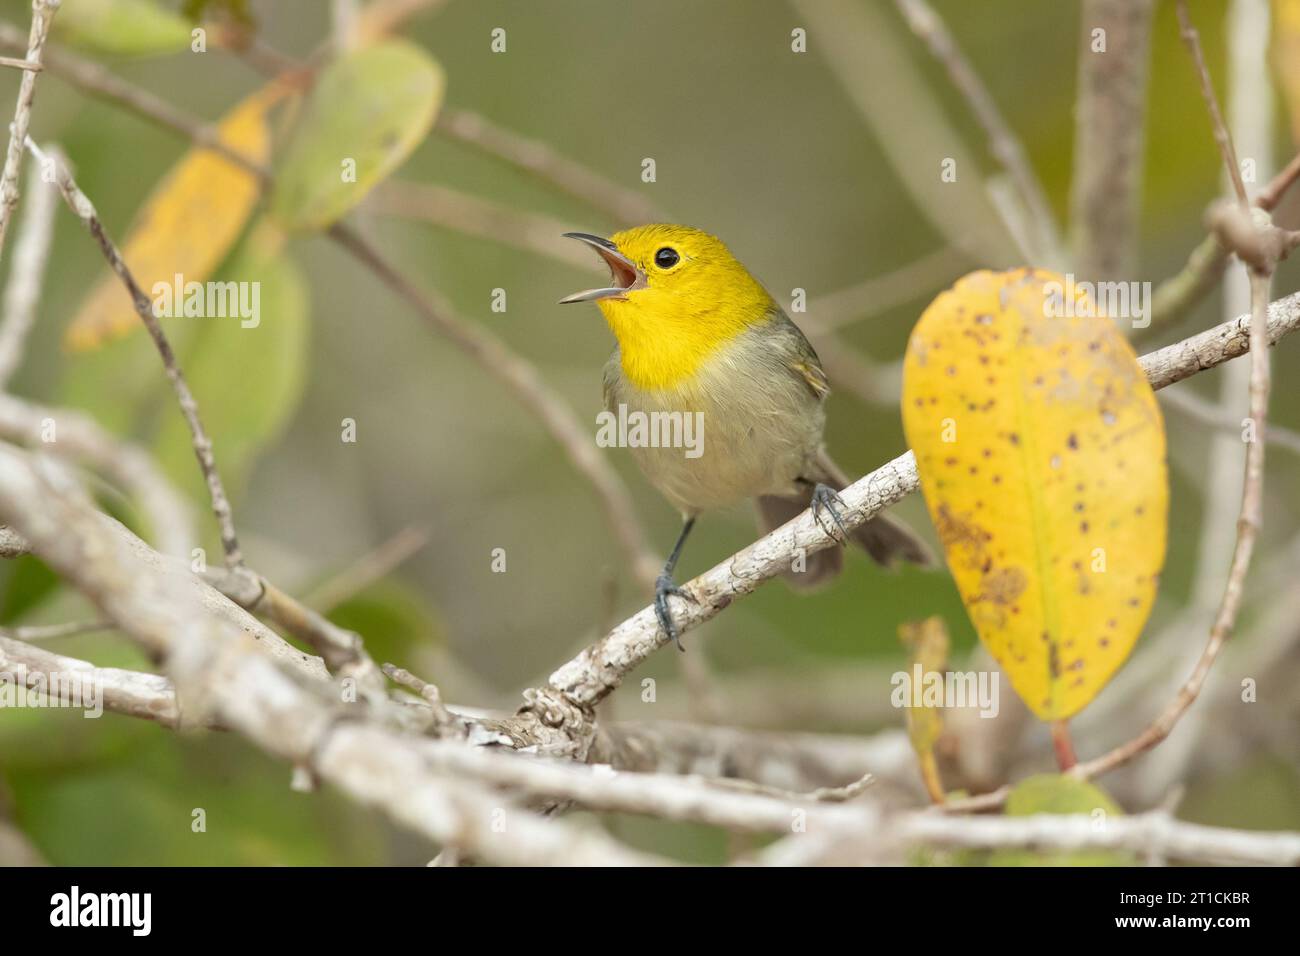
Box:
558, 233, 647, 303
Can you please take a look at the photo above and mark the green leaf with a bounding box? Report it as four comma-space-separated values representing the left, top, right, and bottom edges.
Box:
1004, 773, 1123, 817
56, 0, 193, 56
325, 578, 444, 665
8, 732, 389, 864
989, 773, 1134, 866
271, 40, 444, 230
0, 555, 61, 624
151, 227, 309, 501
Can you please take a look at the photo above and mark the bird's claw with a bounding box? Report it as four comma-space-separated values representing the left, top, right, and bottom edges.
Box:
811, 483, 851, 544
654, 573, 696, 651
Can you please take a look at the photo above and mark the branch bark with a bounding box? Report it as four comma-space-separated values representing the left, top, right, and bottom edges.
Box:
0, 0, 56, 261
1069, 0, 1155, 280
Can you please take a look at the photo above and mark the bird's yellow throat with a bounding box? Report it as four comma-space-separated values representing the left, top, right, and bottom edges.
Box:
597, 295, 771, 392
595, 226, 777, 392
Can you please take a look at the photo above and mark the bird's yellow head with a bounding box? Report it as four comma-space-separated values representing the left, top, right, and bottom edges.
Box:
560, 224, 776, 392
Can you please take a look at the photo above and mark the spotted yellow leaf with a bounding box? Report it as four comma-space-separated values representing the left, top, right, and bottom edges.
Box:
901, 269, 1167, 721
65, 83, 284, 351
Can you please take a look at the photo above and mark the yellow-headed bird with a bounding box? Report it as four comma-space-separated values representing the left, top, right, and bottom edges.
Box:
561, 224, 931, 647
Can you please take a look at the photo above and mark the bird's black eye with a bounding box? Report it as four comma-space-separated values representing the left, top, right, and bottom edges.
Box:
654, 247, 680, 269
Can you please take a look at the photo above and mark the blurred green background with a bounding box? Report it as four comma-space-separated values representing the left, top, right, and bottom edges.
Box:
0, 0, 1296, 865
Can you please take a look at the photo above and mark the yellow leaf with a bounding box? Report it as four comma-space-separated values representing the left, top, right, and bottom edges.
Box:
901, 270, 1168, 721
898, 616, 949, 754
1274, 0, 1300, 143
899, 616, 950, 804
66, 83, 284, 351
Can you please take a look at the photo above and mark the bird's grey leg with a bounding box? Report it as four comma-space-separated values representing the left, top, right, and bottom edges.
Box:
800, 478, 850, 544
655, 516, 697, 651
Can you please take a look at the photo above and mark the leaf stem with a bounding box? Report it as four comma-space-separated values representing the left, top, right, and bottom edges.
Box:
1050, 720, 1077, 771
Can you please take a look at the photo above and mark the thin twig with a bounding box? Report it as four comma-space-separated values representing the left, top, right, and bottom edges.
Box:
203, 567, 389, 702
381, 662, 456, 730
791, 0, 1020, 267
1177, 0, 1249, 207
1075, 268, 1272, 782
368, 180, 613, 272
894, 0, 1062, 265
1160, 383, 1300, 456
304, 525, 430, 611
0, 54, 39, 72
434, 107, 665, 228
1145, 147, 1300, 334
1257, 149, 1300, 211
0, 619, 111, 641
0, 0, 57, 260
0, 23, 269, 180
1069, 0, 1155, 280
800, 245, 967, 333
27, 139, 247, 571
0, 391, 195, 557
0, 150, 55, 386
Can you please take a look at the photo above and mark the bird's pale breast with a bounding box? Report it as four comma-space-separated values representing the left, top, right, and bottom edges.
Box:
603, 319, 826, 516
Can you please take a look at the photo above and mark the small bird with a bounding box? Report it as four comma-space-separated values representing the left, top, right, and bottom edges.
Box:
561, 224, 931, 647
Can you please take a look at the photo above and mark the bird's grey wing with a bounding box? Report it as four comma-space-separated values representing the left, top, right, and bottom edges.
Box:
766, 306, 830, 401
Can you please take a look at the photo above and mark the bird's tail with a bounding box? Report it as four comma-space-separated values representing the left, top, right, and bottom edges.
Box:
755, 450, 933, 591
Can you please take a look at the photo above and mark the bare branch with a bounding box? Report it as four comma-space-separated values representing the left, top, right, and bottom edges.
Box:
0, 523, 27, 556
1075, 269, 1273, 782
433, 107, 665, 228
1145, 148, 1300, 334
0, 633, 182, 727
894, 0, 1062, 265
0, 0, 56, 261
1177, 0, 1249, 206
0, 446, 668, 866
0, 54, 40, 72
0, 391, 195, 557
0, 23, 267, 179
800, 245, 967, 334
791, 0, 1021, 267
303, 525, 429, 611
27, 139, 246, 571
204, 568, 388, 701
1069, 0, 1156, 279
1160, 383, 1300, 456
0, 619, 110, 641
896, 810, 1300, 866
0, 151, 54, 386
367, 180, 617, 272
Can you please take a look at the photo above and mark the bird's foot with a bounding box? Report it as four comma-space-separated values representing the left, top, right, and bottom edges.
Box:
811, 483, 851, 544
654, 573, 696, 651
